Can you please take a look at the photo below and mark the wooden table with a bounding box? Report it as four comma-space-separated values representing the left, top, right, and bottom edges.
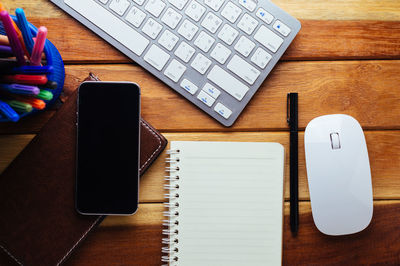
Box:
1, 0, 400, 265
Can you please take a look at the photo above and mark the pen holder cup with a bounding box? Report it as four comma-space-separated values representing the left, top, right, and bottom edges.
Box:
0, 16, 65, 122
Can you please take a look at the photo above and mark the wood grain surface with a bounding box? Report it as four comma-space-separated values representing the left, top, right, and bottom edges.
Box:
1, 0, 400, 63
1, 19, 398, 63
0, 60, 399, 134
60, 202, 400, 265
2, 131, 400, 203
1, 0, 400, 265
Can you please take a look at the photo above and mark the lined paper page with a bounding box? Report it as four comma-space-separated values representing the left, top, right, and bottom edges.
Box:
169, 141, 284, 266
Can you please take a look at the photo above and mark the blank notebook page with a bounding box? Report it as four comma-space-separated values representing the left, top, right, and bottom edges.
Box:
165, 141, 285, 266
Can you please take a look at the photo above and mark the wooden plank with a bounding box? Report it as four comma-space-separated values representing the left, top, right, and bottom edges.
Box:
2, 59, 400, 133
283, 201, 400, 265
2, 1, 400, 62
139, 131, 400, 202
62, 61, 400, 132
61, 201, 400, 265
2, 201, 399, 265
2, 131, 400, 202
3, 0, 400, 20
0, 18, 398, 63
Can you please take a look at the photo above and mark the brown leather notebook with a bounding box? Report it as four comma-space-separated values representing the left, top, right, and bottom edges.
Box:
0, 74, 167, 266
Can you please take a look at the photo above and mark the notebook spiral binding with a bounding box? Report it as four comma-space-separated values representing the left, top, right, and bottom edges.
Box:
162, 149, 181, 265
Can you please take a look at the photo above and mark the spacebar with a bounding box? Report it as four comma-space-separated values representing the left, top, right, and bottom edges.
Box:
207, 65, 249, 101
64, 0, 150, 56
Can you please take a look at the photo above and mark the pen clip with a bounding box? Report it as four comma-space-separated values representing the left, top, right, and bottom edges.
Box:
286, 93, 291, 125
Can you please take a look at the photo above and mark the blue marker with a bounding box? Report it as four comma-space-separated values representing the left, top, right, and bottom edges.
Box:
7, 65, 54, 75
15, 8, 34, 54
0, 100, 19, 122
0, 83, 40, 96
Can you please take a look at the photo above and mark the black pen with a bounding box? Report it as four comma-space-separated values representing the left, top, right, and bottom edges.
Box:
287, 93, 299, 234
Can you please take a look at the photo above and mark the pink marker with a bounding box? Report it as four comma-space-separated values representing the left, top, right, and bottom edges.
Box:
0, 11, 26, 65
30, 26, 47, 66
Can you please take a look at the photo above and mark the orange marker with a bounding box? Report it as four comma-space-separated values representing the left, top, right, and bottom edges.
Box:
14, 95, 46, 110
0, 2, 29, 57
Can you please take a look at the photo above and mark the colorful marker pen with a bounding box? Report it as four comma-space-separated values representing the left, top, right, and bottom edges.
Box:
30, 26, 47, 66
0, 11, 26, 65
1, 74, 48, 85
13, 96, 46, 110
0, 99, 19, 121
36, 89, 53, 101
7, 100, 32, 113
0, 83, 39, 95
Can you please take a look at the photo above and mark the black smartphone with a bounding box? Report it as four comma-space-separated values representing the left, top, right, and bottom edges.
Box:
76, 81, 140, 215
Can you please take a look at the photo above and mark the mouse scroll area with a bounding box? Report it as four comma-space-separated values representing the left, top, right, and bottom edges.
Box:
330, 132, 341, 149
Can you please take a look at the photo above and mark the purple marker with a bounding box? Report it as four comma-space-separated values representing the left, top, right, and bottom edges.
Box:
0, 44, 13, 55
0, 11, 26, 65
0, 83, 40, 96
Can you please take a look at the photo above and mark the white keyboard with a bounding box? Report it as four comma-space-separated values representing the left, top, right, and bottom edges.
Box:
56, 0, 301, 126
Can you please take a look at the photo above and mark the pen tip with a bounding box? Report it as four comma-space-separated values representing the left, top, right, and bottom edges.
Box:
38, 26, 48, 34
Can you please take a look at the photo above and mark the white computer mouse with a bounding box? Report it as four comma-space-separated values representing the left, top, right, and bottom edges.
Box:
304, 114, 373, 236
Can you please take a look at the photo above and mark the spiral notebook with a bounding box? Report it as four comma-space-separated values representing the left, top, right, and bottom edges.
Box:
163, 141, 285, 266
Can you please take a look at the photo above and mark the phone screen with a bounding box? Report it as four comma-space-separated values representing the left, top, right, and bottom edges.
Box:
76, 82, 140, 215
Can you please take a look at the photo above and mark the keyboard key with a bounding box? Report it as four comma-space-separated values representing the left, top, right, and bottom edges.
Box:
99, 0, 109, 4
207, 65, 249, 101
185, 0, 206, 22
164, 59, 187, 82
161, 8, 182, 29
238, 0, 256, 12
180, 79, 198, 95
194, 31, 215, 53
197, 90, 215, 107
256, 8, 273, 24
221, 2, 242, 23
204, 0, 224, 12
201, 12, 222, 34
218, 24, 239, 45
158, 30, 179, 51
142, 18, 163, 39
238, 13, 258, 35
109, 0, 130, 16
254, 25, 283, 53
126, 6, 146, 28
177, 19, 198, 41
174, 41, 195, 62
145, 0, 166, 17
251, 47, 272, 69
202, 83, 220, 99
214, 102, 232, 119
234, 36, 255, 57
168, 0, 189, 10
65, 0, 150, 56
144, 44, 170, 70
227, 55, 260, 85
133, 0, 145, 5
273, 20, 291, 37
210, 43, 231, 64
191, 53, 212, 74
